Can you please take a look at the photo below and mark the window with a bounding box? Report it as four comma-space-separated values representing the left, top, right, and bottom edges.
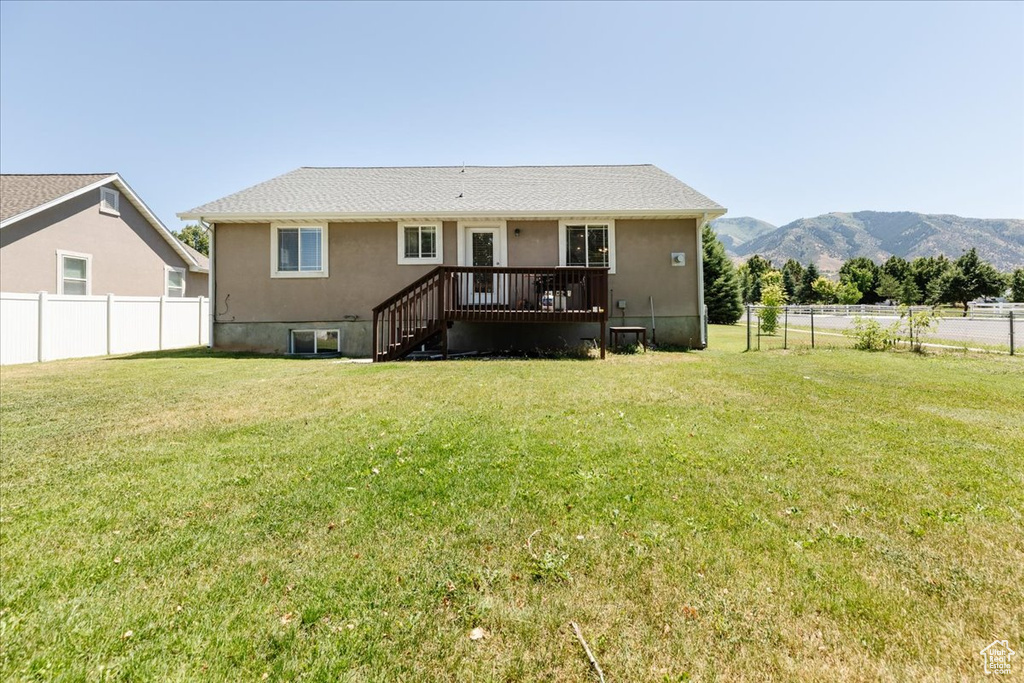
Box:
271, 224, 328, 277
290, 329, 340, 355
99, 187, 119, 216
559, 220, 615, 273
398, 222, 443, 264
166, 267, 186, 297
56, 250, 91, 295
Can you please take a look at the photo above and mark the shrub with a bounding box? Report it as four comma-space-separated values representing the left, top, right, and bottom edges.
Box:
899, 305, 939, 352
848, 316, 899, 351
759, 274, 787, 335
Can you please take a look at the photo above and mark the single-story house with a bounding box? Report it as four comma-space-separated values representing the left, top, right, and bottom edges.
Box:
1, 173, 208, 297
178, 165, 725, 360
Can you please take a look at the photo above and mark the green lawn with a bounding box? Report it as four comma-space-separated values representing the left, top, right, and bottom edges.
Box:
2, 326, 1022, 681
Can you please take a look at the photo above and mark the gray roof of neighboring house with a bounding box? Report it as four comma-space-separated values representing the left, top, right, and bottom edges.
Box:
1, 173, 114, 221
180, 165, 725, 218
178, 240, 210, 270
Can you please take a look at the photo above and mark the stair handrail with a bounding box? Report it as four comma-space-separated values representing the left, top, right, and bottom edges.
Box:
372, 266, 445, 314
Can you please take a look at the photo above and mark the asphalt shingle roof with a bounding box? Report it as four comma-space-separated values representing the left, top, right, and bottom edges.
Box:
1, 173, 113, 221
181, 165, 724, 218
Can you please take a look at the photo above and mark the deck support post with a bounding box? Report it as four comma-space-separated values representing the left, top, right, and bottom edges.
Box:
599, 320, 606, 359
371, 312, 379, 362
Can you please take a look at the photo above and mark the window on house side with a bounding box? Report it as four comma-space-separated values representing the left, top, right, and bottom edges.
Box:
59, 253, 90, 295
290, 329, 340, 355
564, 224, 610, 268
166, 268, 185, 297
275, 226, 326, 275
398, 223, 442, 264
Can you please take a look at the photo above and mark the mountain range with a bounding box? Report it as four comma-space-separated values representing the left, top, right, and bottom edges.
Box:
712, 211, 1024, 272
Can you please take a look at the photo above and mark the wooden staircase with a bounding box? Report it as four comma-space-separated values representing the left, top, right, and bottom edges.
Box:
371, 267, 447, 362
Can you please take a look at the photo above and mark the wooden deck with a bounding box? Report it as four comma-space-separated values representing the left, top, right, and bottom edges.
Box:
372, 266, 609, 361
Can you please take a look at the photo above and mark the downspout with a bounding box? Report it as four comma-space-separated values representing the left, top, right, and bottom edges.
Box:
697, 212, 708, 349
200, 218, 214, 349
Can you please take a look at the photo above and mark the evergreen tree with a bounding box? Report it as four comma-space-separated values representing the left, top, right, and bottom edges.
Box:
781, 259, 804, 301
875, 273, 902, 302
701, 224, 744, 324
799, 263, 820, 304
743, 254, 773, 304
900, 276, 922, 306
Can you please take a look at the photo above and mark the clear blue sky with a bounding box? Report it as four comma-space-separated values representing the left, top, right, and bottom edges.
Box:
2, 1, 1022, 229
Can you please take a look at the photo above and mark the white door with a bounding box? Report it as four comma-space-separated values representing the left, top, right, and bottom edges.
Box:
464, 227, 503, 305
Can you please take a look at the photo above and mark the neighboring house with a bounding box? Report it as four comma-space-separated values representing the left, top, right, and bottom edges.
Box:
1, 173, 208, 297
179, 165, 725, 360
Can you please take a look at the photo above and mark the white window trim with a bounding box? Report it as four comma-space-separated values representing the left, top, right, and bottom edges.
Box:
271, 223, 329, 278
397, 221, 443, 265
456, 220, 508, 266
165, 265, 187, 297
558, 219, 616, 274
55, 249, 92, 295
99, 187, 120, 216
289, 328, 341, 354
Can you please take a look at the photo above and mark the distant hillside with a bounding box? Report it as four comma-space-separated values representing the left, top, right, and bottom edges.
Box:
718, 211, 1024, 272
710, 217, 777, 252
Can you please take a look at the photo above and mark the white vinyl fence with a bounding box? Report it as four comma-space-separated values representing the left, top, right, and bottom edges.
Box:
1, 292, 209, 365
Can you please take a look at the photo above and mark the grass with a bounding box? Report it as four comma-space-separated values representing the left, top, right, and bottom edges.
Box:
2, 325, 1022, 681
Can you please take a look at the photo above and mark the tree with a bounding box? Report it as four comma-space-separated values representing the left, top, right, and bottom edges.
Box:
933, 248, 1006, 314
875, 273, 902, 302
900, 276, 922, 306
701, 224, 744, 324
799, 263, 820, 304
812, 276, 840, 304
741, 254, 773, 304
172, 224, 209, 255
758, 270, 786, 334
838, 257, 879, 304
881, 255, 912, 284
781, 259, 804, 302
1012, 269, 1024, 303
837, 281, 862, 305
911, 255, 951, 303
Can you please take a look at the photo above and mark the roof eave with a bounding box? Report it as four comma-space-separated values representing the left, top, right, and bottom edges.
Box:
178, 208, 728, 222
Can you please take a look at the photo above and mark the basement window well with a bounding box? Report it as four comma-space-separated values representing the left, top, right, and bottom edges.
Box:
289, 329, 340, 355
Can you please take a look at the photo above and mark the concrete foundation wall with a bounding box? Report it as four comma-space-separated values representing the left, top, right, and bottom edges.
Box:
213, 315, 702, 357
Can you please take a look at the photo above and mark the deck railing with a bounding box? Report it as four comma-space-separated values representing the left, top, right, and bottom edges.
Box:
372, 266, 609, 361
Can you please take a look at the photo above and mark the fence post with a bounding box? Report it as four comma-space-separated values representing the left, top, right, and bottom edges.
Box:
107, 293, 115, 355
1011, 311, 1015, 356
158, 295, 166, 350
746, 304, 751, 351
37, 291, 48, 363
810, 307, 815, 349
757, 310, 761, 351
198, 296, 205, 345
784, 306, 788, 350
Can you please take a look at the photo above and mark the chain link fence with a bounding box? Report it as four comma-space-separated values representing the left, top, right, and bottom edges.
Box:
743, 304, 1021, 355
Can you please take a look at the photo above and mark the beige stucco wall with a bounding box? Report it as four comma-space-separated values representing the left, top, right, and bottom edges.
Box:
0, 183, 203, 296
213, 217, 700, 325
